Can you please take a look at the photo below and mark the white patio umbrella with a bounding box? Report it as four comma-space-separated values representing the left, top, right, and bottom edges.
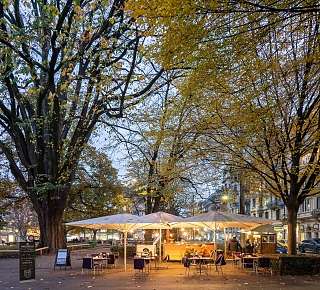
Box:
173, 211, 273, 255
249, 224, 276, 234
66, 213, 143, 271
137, 211, 184, 260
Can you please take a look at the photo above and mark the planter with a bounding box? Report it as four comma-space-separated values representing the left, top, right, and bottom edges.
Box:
279, 255, 320, 275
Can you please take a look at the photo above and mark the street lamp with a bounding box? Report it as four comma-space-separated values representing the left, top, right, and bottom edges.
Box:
221, 195, 229, 202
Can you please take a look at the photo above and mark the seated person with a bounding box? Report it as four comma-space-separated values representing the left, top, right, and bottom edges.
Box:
244, 239, 254, 254
199, 245, 210, 257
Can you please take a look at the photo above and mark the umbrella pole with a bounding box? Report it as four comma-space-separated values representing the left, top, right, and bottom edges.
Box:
159, 228, 162, 263
224, 228, 227, 257
124, 231, 127, 272
213, 221, 217, 251
214, 221, 217, 270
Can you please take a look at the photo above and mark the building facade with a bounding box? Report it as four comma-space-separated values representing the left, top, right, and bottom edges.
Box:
199, 167, 320, 243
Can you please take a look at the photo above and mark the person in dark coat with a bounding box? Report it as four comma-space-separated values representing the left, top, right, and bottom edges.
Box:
228, 236, 242, 252
244, 239, 254, 254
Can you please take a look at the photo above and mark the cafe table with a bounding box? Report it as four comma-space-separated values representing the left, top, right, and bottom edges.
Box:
241, 255, 259, 270
92, 256, 110, 269
134, 256, 159, 272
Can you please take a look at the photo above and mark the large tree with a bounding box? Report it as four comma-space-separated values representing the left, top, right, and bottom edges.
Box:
111, 80, 216, 215
127, 0, 320, 254
0, 0, 164, 250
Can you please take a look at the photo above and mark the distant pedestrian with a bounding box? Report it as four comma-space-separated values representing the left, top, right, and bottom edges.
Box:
228, 236, 242, 253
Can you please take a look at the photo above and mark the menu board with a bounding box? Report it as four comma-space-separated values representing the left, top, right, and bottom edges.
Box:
19, 242, 35, 282
54, 249, 71, 269
136, 244, 156, 256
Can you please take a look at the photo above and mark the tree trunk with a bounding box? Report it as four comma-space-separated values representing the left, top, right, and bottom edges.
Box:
39, 211, 65, 251
239, 172, 246, 214
287, 206, 298, 255
146, 195, 152, 214
36, 202, 66, 251
93, 229, 97, 241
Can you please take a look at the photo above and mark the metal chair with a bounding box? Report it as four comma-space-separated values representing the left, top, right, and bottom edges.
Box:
160, 254, 169, 269
205, 253, 216, 274
134, 258, 147, 278
82, 258, 101, 275
107, 254, 116, 268
183, 256, 199, 276
215, 252, 226, 276
182, 257, 191, 276
232, 252, 242, 267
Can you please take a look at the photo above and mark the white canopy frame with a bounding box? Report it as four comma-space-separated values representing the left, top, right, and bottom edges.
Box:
172, 211, 273, 256
66, 212, 184, 271
136, 211, 184, 262
66, 213, 145, 271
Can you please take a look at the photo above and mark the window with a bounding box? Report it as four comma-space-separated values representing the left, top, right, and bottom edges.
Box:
306, 199, 311, 212
265, 212, 269, 219
276, 209, 280, 220
252, 198, 256, 208
317, 197, 320, 209
259, 213, 263, 218
300, 199, 311, 212
299, 204, 304, 213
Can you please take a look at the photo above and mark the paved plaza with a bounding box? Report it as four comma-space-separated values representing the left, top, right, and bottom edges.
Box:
1, 249, 320, 290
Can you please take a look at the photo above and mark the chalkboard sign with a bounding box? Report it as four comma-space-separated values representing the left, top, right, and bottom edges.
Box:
19, 241, 35, 282
54, 249, 71, 270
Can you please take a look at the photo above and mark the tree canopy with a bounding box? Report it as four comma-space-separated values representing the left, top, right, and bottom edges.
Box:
127, 0, 320, 254
0, 0, 165, 250
65, 145, 127, 221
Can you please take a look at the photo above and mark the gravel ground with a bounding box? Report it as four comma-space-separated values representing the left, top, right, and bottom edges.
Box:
1, 249, 320, 290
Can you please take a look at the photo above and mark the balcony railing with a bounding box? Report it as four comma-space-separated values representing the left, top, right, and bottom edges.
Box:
266, 200, 285, 210
312, 209, 320, 218
257, 205, 264, 212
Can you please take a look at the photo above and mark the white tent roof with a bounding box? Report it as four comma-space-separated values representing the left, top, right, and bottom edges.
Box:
137, 211, 184, 229
174, 211, 273, 230
65, 213, 143, 232
249, 224, 276, 234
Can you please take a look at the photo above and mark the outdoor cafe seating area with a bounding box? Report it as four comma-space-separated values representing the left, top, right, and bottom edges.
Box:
229, 252, 275, 274
66, 211, 277, 277
78, 245, 276, 278
81, 250, 118, 274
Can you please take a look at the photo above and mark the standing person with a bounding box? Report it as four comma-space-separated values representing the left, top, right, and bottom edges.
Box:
228, 236, 242, 254
244, 239, 254, 254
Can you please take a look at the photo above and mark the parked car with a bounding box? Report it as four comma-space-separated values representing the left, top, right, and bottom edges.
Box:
298, 239, 320, 253
312, 238, 320, 244
276, 242, 287, 254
